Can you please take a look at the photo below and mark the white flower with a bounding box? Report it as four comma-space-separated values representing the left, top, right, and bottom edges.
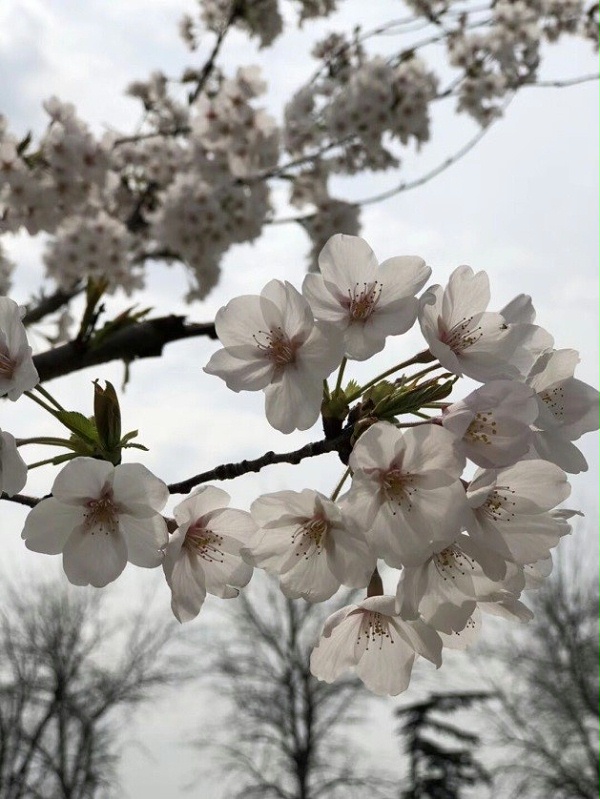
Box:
163, 486, 255, 623
526, 348, 599, 473
396, 533, 526, 634
0, 429, 27, 496
418, 266, 533, 382
22, 458, 169, 588
442, 379, 538, 468
0, 297, 39, 400
344, 422, 468, 567
302, 234, 430, 360
310, 595, 442, 696
245, 489, 374, 602
465, 460, 571, 566
204, 279, 343, 433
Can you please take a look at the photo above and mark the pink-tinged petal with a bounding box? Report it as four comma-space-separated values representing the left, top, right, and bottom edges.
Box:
52, 458, 113, 504
280, 282, 315, 340
174, 486, 231, 526
527, 349, 579, 391
203, 550, 253, 598
465, 468, 497, 508
213, 295, 268, 347
243, 525, 300, 571
340, 478, 383, 530
443, 266, 490, 323
209, 508, 256, 542
402, 425, 465, 485
495, 461, 570, 512
204, 346, 274, 392
318, 234, 379, 287
554, 379, 599, 440
362, 296, 418, 339
112, 464, 169, 513
439, 611, 481, 650
500, 294, 536, 325
349, 421, 404, 472
326, 527, 375, 588
300, 322, 344, 376
251, 490, 314, 524
62, 526, 128, 587
4, 354, 39, 400
302, 273, 349, 324
356, 637, 415, 696
264, 369, 322, 433
0, 430, 27, 495
310, 610, 363, 683
163, 526, 188, 580
119, 513, 168, 567
530, 431, 589, 474
259, 282, 288, 330
280, 553, 340, 602
169, 551, 207, 623
391, 617, 443, 667
22, 499, 83, 554
377, 256, 430, 299
480, 595, 533, 623
396, 566, 429, 620
483, 513, 569, 564
343, 322, 385, 360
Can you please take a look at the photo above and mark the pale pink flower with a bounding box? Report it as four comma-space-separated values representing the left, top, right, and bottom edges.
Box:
163, 486, 254, 623
302, 234, 430, 360
465, 460, 571, 566
0, 428, 27, 496
344, 422, 468, 567
204, 279, 343, 433
526, 348, 599, 473
22, 458, 169, 588
245, 489, 374, 602
0, 297, 39, 400
418, 266, 538, 382
310, 595, 442, 696
396, 533, 526, 634
442, 379, 538, 468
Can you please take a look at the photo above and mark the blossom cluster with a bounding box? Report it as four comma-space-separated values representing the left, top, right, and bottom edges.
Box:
1, 0, 595, 299
6, 233, 597, 697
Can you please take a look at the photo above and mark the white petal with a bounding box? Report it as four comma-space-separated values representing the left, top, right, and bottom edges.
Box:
119, 513, 168, 567
318, 234, 378, 287
113, 463, 169, 514
174, 486, 231, 526
22, 499, 83, 554
52, 458, 113, 504
62, 526, 128, 587
0, 430, 27, 495
168, 550, 207, 623
204, 346, 273, 391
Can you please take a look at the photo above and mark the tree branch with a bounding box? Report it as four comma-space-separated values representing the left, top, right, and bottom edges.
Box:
22, 285, 84, 327
32, 315, 217, 383
167, 429, 352, 494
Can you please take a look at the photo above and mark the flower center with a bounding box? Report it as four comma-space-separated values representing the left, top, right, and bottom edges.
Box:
254, 327, 299, 367
292, 515, 330, 557
434, 546, 475, 580
184, 521, 224, 563
380, 468, 416, 512
357, 611, 394, 650
465, 411, 497, 445
482, 486, 517, 522
343, 281, 383, 322
439, 316, 483, 353
539, 386, 565, 419
83, 491, 119, 536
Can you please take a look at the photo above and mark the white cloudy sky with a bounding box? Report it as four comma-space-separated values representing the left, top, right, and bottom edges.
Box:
0, 1, 598, 797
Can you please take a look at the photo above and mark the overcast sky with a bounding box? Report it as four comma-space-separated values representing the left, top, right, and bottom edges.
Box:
0, 1, 598, 797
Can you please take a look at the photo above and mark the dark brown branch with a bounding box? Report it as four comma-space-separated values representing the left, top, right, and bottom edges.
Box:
22, 286, 84, 327
1, 493, 39, 508
33, 315, 217, 383
167, 430, 352, 494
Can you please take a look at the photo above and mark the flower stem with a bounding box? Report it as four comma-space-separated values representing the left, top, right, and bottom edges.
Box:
334, 357, 348, 394
346, 352, 439, 402
33, 384, 65, 411
330, 466, 351, 502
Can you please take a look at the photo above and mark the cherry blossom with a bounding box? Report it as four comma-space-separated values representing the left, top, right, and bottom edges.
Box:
22, 458, 169, 588
0, 429, 27, 496
205, 279, 343, 433
302, 234, 430, 360
0, 297, 39, 400
310, 595, 442, 696
245, 489, 374, 602
465, 460, 571, 567
418, 266, 536, 382
396, 533, 526, 634
442, 379, 538, 468
163, 486, 255, 623
526, 348, 600, 473
343, 422, 468, 567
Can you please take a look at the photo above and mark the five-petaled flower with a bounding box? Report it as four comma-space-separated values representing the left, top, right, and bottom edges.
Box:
22, 458, 169, 588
